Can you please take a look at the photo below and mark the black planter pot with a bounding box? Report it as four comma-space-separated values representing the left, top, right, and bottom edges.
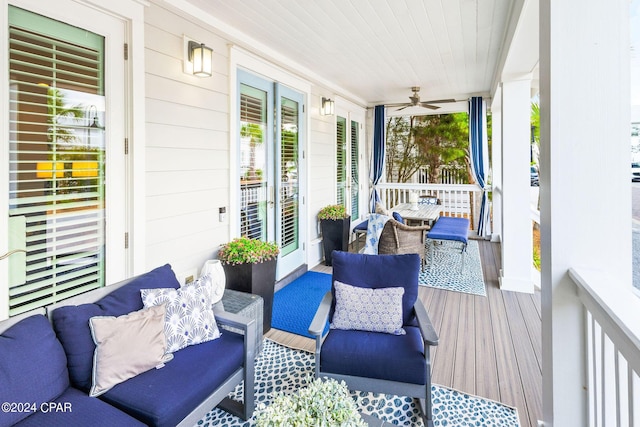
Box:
320, 216, 351, 266
222, 258, 277, 333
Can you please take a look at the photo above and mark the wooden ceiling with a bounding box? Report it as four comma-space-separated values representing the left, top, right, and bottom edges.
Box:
183, 0, 524, 107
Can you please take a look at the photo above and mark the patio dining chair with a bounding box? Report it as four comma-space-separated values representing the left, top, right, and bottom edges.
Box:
377, 217, 431, 269
308, 251, 439, 427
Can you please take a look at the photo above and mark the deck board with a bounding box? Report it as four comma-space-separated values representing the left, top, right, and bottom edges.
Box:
451, 292, 476, 393
265, 240, 542, 427
474, 289, 501, 402
503, 291, 543, 427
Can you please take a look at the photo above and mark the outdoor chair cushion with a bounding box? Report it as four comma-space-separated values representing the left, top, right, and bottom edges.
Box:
331, 251, 419, 325
320, 326, 426, 385
354, 221, 368, 231
0, 314, 69, 426
98, 331, 244, 427
427, 216, 470, 244
51, 264, 180, 391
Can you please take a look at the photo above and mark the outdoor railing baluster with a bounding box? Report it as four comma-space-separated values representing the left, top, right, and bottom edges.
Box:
378, 183, 483, 231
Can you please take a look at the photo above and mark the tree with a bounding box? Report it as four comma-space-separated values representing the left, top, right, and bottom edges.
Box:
47, 88, 83, 144
385, 113, 470, 183
413, 113, 469, 183
385, 116, 425, 182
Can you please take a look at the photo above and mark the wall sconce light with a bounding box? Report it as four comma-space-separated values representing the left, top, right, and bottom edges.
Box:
185, 39, 213, 77
320, 97, 335, 116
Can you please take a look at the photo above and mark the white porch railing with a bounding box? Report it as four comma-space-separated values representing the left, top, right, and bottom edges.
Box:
417, 165, 468, 184
377, 183, 483, 231
568, 269, 640, 426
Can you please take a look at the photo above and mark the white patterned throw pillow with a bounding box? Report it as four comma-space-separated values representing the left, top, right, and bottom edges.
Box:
141, 281, 221, 353
331, 280, 406, 335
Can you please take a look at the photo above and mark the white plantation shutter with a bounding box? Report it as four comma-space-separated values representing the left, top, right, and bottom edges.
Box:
279, 98, 299, 256
239, 84, 268, 240
8, 7, 106, 315
350, 120, 359, 219
336, 116, 347, 207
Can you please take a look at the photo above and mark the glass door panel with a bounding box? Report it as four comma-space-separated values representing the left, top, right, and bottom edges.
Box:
336, 116, 347, 208
8, 7, 106, 316
239, 83, 271, 240
276, 86, 304, 276
350, 120, 360, 220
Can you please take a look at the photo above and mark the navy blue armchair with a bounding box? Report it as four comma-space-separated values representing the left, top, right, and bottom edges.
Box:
309, 251, 439, 427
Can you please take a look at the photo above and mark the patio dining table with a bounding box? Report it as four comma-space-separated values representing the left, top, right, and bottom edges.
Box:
390, 202, 441, 228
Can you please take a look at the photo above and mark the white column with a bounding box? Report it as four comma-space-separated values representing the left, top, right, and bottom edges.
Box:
490, 94, 502, 243
540, 0, 630, 425
499, 78, 534, 293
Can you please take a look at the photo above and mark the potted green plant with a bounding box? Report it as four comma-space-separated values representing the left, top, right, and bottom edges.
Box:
318, 204, 351, 266
255, 377, 366, 427
218, 237, 280, 333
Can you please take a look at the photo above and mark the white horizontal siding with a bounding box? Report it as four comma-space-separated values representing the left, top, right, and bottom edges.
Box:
145, 99, 228, 130
147, 170, 229, 196
146, 123, 228, 150
144, 2, 232, 274
143, 2, 367, 275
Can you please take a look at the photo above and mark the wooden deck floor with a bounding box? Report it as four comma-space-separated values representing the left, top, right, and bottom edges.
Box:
265, 240, 542, 427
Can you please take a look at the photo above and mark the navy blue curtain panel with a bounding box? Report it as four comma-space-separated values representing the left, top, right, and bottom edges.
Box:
370, 105, 385, 212
469, 97, 490, 236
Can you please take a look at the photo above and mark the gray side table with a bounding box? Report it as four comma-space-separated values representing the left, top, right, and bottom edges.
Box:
214, 289, 264, 354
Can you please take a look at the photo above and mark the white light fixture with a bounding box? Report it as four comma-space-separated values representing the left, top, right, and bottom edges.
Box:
320, 97, 335, 116
186, 40, 213, 77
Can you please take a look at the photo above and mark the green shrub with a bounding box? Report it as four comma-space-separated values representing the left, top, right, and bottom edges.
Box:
255, 377, 366, 427
218, 237, 279, 265
317, 204, 348, 221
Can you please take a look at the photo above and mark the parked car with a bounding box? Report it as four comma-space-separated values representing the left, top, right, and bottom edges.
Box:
632, 162, 640, 181
530, 165, 539, 186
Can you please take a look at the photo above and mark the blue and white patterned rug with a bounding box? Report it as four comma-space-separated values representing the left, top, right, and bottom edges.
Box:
419, 239, 486, 296
196, 339, 519, 427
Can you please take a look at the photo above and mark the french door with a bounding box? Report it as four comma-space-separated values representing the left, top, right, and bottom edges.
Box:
4, 4, 126, 318
238, 71, 305, 279
337, 113, 363, 221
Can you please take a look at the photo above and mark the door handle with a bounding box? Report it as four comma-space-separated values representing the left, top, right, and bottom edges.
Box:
268, 186, 275, 208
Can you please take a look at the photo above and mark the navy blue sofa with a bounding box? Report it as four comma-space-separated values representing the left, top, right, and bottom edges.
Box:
0, 310, 146, 427
0, 264, 256, 427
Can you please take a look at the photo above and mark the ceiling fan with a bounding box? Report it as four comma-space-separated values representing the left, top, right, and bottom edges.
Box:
386, 86, 457, 111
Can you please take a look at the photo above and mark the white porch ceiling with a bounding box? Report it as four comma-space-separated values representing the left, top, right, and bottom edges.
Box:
182, 0, 519, 108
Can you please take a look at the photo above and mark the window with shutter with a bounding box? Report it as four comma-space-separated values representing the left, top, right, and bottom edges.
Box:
8, 6, 106, 316
350, 120, 359, 219
279, 98, 299, 256
336, 115, 360, 218
239, 84, 268, 240
336, 116, 347, 207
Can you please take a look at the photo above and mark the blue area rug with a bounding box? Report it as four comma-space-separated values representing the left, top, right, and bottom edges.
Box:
197, 339, 521, 427
271, 271, 331, 338
420, 239, 487, 296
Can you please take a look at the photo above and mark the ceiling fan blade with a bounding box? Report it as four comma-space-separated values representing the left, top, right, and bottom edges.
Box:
423, 98, 458, 104
419, 103, 441, 110
395, 105, 410, 111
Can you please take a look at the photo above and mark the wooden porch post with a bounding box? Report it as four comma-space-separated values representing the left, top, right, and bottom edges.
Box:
539, 0, 631, 425
490, 97, 503, 243
499, 78, 535, 294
